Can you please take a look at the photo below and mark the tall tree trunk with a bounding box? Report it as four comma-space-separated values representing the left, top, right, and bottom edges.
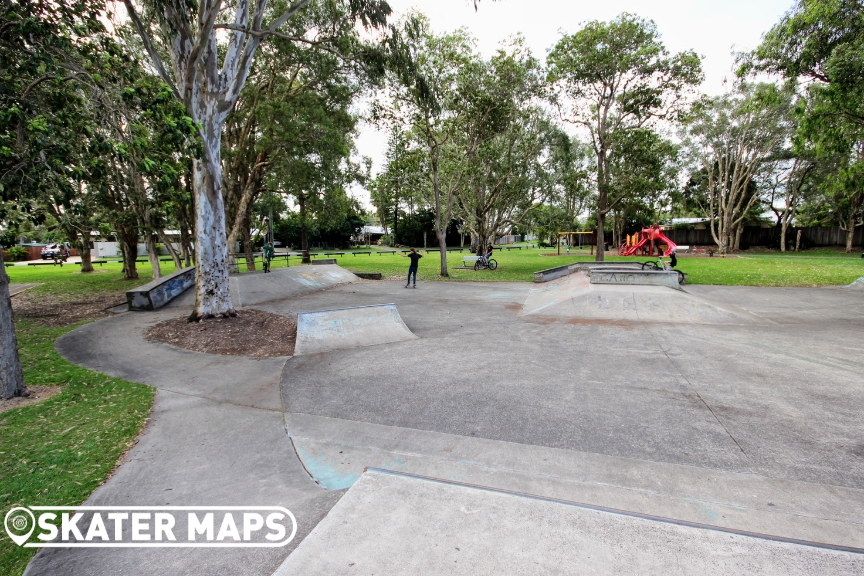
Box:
780, 219, 789, 252
243, 226, 255, 272
157, 230, 183, 270
430, 146, 450, 276
595, 155, 608, 262
845, 213, 855, 253
0, 250, 26, 399
145, 233, 162, 279
78, 231, 94, 272
119, 229, 139, 280
299, 192, 310, 264
191, 112, 234, 318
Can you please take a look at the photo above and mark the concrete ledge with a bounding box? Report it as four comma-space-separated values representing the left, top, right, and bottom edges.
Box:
353, 272, 382, 280
311, 259, 337, 265
533, 261, 642, 283
126, 266, 195, 310
589, 269, 680, 289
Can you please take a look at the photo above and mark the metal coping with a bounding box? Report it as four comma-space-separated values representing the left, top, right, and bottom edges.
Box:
298, 303, 398, 316
364, 467, 864, 556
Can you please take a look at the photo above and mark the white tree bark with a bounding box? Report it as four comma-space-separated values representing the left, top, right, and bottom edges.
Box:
0, 250, 27, 399
123, 0, 314, 318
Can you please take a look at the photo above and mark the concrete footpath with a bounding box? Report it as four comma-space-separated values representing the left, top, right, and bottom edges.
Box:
24, 291, 341, 576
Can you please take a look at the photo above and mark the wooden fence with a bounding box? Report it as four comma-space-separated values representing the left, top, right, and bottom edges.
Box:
661, 226, 863, 249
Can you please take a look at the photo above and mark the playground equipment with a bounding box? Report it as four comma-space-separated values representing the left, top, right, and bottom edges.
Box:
619, 225, 677, 257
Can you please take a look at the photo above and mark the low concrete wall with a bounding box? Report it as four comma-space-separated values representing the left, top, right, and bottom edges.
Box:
533, 261, 642, 283
126, 266, 195, 310
589, 269, 680, 289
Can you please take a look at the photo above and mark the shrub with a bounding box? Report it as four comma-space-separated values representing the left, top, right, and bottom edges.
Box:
6, 246, 28, 261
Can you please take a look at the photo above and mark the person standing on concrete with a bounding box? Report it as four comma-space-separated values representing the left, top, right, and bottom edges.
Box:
263, 242, 275, 273
401, 248, 422, 288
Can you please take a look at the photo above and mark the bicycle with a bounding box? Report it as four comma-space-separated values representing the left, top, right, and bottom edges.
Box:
641, 260, 686, 285
474, 257, 497, 271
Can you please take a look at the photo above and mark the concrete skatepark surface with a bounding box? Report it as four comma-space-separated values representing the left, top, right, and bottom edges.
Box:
32, 264, 864, 575
275, 469, 862, 575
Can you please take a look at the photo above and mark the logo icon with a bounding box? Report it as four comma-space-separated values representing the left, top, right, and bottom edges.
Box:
5, 507, 36, 546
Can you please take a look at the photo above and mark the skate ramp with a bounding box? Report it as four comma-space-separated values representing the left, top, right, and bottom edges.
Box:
274, 469, 861, 576
294, 303, 417, 355
522, 271, 592, 314
524, 273, 755, 324
849, 275, 864, 290
229, 264, 358, 307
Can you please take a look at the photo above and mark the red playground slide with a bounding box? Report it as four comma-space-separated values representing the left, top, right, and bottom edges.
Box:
619, 225, 677, 257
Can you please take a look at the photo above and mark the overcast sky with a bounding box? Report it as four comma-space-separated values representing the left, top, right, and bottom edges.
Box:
350, 0, 794, 206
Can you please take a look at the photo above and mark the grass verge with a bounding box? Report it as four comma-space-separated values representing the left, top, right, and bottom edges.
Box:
0, 320, 155, 576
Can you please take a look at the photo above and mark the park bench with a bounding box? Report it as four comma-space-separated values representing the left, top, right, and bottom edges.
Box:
505, 246, 522, 251
351, 251, 372, 256
324, 252, 345, 257
676, 245, 690, 253
376, 250, 397, 255
462, 256, 482, 267
75, 260, 108, 267
447, 247, 465, 252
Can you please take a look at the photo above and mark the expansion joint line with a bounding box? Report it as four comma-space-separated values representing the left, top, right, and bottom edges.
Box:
636, 311, 751, 464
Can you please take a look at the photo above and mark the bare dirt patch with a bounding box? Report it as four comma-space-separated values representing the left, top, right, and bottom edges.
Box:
146, 309, 296, 359
11, 291, 127, 327
0, 386, 63, 414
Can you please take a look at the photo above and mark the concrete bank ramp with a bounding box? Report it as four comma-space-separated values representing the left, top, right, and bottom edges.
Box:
229, 264, 358, 307
274, 469, 861, 576
849, 275, 864, 289
294, 303, 416, 355
523, 272, 754, 324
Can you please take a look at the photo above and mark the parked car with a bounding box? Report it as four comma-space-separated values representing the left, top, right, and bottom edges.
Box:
41, 242, 70, 260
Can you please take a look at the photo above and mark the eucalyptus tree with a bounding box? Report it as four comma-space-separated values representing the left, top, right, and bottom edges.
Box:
369, 128, 427, 243
547, 131, 592, 235
222, 0, 384, 270
379, 20, 475, 275
382, 22, 545, 274
607, 128, 679, 245
759, 155, 819, 251
455, 106, 554, 255
450, 39, 547, 255
683, 82, 795, 253
547, 13, 701, 260
744, 0, 864, 251
0, 0, 118, 396
122, 0, 391, 318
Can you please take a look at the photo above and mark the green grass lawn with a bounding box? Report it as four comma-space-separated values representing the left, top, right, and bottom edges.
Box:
10, 246, 861, 289
0, 321, 154, 576
263, 246, 864, 287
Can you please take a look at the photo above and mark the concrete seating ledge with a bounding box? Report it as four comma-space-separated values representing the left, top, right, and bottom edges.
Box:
533, 261, 642, 283
126, 266, 195, 311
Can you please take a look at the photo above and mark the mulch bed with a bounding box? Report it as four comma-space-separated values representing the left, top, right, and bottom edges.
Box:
0, 386, 63, 414
146, 309, 296, 359
11, 291, 127, 327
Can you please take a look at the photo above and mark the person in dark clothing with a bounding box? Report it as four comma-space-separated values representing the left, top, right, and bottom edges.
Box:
401, 248, 422, 288
669, 247, 678, 268
263, 242, 275, 273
